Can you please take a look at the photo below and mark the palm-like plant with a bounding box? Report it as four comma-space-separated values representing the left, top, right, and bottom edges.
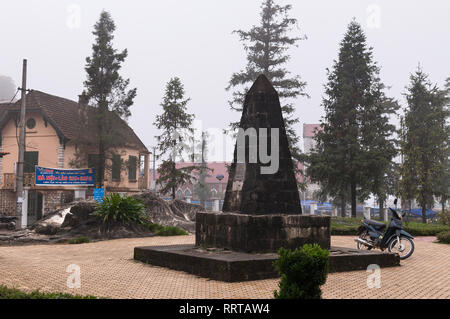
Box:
93, 193, 147, 225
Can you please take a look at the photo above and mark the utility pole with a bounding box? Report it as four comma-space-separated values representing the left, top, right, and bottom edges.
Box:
16, 59, 27, 229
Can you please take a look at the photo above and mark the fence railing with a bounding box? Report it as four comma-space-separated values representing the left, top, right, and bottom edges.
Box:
2, 173, 35, 190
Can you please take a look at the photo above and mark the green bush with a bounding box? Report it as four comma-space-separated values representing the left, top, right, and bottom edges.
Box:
157, 226, 188, 236
404, 222, 450, 236
144, 223, 188, 236
68, 236, 90, 244
436, 231, 450, 244
0, 285, 97, 299
93, 193, 147, 225
437, 210, 450, 227
330, 217, 450, 236
273, 244, 329, 299
330, 217, 361, 235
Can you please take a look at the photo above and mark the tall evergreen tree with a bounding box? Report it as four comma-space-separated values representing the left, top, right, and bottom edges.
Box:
227, 0, 308, 160
400, 69, 448, 222
434, 78, 450, 213
80, 11, 137, 187
306, 20, 398, 218
154, 77, 195, 199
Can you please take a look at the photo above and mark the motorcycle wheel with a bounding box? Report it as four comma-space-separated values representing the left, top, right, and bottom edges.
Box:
388, 236, 414, 260
356, 231, 373, 250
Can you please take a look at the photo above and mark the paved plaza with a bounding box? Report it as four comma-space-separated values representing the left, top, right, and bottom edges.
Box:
0, 235, 448, 299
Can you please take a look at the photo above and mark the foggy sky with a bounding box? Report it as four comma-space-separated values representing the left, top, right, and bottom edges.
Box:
1, 0, 449, 161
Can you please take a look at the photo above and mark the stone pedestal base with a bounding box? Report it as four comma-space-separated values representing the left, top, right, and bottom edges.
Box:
195, 212, 330, 253
134, 245, 400, 282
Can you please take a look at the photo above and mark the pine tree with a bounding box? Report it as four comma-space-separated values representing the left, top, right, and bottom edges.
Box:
306, 20, 398, 218
154, 77, 195, 199
434, 78, 450, 214
401, 69, 448, 222
227, 0, 308, 160
80, 10, 137, 187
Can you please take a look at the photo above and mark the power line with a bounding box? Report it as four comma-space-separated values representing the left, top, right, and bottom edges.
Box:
6, 88, 19, 105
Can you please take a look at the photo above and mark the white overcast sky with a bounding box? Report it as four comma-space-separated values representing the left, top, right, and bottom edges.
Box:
1, 0, 449, 161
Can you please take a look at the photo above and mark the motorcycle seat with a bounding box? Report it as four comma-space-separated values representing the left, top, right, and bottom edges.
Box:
364, 219, 386, 230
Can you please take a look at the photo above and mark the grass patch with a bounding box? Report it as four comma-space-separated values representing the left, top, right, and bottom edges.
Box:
330, 217, 450, 236
67, 236, 91, 244
144, 223, 188, 236
0, 285, 97, 299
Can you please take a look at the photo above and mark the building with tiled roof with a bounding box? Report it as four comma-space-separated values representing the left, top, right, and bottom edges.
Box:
0, 90, 150, 224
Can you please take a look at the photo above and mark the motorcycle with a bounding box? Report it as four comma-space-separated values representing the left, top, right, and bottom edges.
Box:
354, 199, 415, 259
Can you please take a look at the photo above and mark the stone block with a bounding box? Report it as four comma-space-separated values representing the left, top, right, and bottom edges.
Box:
195, 211, 330, 253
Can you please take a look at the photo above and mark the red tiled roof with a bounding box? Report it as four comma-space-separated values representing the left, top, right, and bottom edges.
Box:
0, 90, 148, 152
303, 123, 323, 138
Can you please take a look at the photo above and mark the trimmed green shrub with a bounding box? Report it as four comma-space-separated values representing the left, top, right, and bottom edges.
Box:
0, 285, 97, 299
273, 244, 329, 299
157, 226, 188, 236
437, 210, 450, 227
93, 193, 147, 225
68, 236, 90, 244
404, 222, 450, 236
330, 217, 450, 236
330, 217, 361, 235
144, 223, 188, 236
436, 231, 450, 244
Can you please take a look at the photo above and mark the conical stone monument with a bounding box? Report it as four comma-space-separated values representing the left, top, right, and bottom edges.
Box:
222, 74, 302, 215
195, 75, 329, 253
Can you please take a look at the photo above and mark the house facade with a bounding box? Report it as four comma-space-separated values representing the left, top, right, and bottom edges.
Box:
0, 90, 149, 224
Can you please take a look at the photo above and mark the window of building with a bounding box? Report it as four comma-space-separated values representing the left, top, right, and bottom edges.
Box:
128, 155, 137, 181
185, 189, 191, 197
24, 151, 38, 173
112, 155, 121, 181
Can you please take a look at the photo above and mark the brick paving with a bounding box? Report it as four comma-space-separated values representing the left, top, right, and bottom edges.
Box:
0, 235, 448, 299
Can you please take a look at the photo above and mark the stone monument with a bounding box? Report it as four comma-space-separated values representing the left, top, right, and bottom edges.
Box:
195, 75, 330, 252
